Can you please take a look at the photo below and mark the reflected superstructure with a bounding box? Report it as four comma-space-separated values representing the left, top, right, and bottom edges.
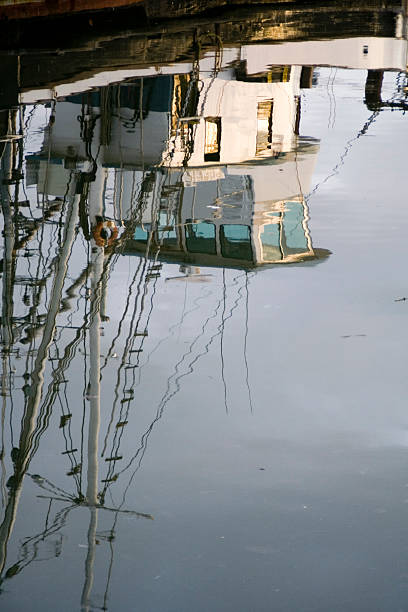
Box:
25, 59, 327, 268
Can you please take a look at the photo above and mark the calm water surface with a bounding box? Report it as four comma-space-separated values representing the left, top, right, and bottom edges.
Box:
1, 12, 408, 611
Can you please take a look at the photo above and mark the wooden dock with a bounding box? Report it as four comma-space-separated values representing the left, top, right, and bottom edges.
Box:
0, 0, 143, 20
0, 0, 404, 112
1, 0, 380, 21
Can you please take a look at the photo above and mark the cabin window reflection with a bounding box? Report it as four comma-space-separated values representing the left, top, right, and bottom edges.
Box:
185, 221, 216, 254
294, 96, 301, 136
158, 212, 178, 249
260, 222, 282, 261
256, 100, 273, 156
171, 74, 199, 137
220, 225, 252, 261
282, 201, 308, 254
269, 65, 291, 83
235, 62, 291, 83
133, 226, 149, 242
204, 118, 221, 162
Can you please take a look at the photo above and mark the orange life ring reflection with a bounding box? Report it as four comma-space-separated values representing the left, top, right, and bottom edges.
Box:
92, 221, 119, 247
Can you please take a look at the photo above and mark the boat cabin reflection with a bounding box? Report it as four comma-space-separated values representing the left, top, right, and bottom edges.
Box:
126, 197, 316, 268
122, 147, 329, 268
23, 64, 330, 268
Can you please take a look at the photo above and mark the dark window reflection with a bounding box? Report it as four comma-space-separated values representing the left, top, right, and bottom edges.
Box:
220, 224, 252, 261
185, 221, 216, 254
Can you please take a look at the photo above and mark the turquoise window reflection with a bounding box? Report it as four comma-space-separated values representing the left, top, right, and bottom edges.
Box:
220, 224, 252, 261
134, 226, 149, 241
284, 201, 308, 251
260, 220, 282, 261
185, 221, 216, 254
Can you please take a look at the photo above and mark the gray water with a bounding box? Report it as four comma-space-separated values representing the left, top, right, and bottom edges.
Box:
1, 15, 408, 612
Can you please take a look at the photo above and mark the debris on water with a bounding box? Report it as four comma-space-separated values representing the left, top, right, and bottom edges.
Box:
395, 297, 407, 302
341, 334, 366, 338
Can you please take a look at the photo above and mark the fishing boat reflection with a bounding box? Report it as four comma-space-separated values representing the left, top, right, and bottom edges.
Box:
25, 63, 330, 268
0, 61, 331, 604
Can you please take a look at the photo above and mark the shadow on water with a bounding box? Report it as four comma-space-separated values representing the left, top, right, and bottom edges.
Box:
0, 1, 407, 608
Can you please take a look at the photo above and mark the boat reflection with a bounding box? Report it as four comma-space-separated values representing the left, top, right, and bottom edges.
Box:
25, 61, 330, 268
0, 58, 330, 605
